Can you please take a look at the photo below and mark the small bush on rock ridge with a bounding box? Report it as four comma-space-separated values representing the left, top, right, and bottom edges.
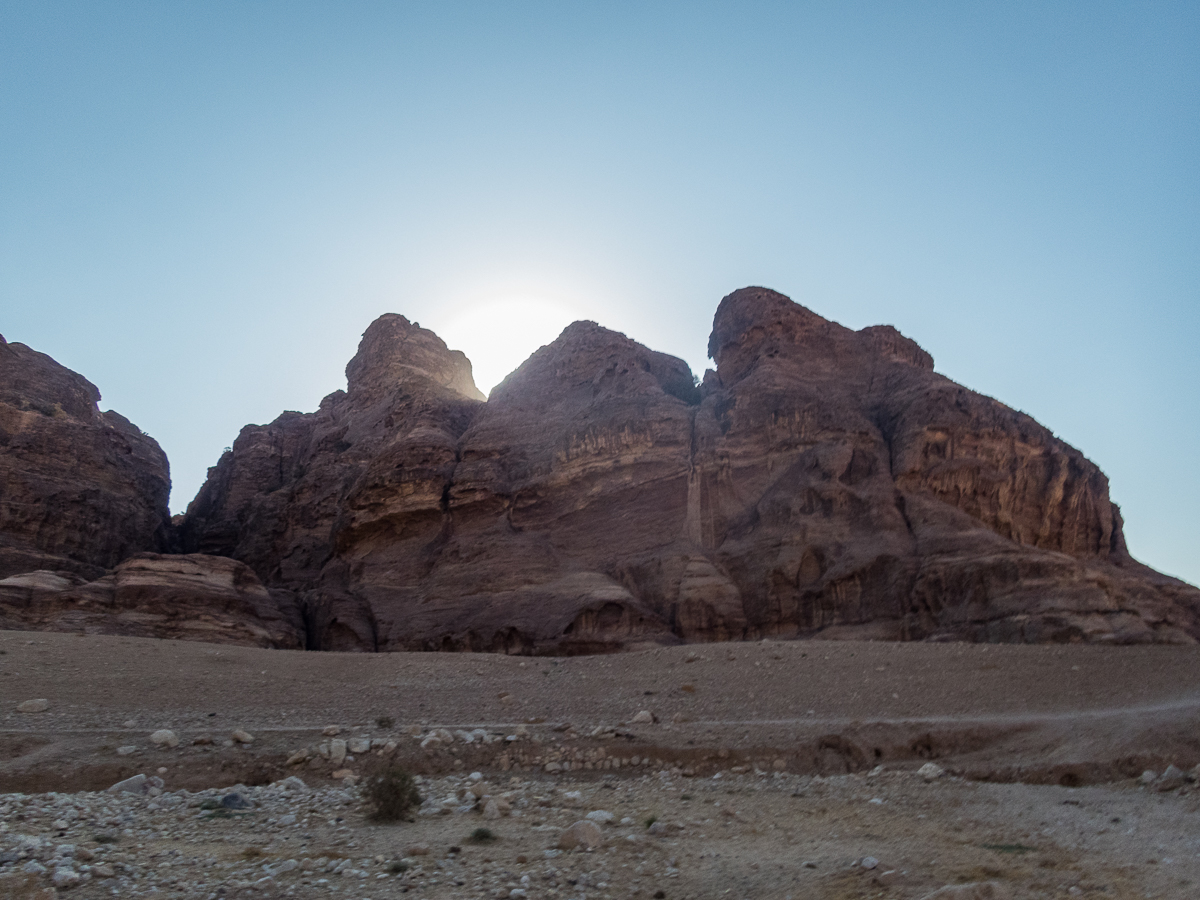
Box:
363, 764, 421, 822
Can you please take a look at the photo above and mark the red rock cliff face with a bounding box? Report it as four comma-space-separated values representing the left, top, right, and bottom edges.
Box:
0, 335, 171, 578
178, 314, 487, 649
180, 291, 1200, 651
692, 287, 1192, 644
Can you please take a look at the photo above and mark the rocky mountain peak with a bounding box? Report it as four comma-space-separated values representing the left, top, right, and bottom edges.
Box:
5, 288, 1197, 654
0, 338, 103, 421
491, 319, 698, 406
344, 313, 485, 403
708, 286, 933, 384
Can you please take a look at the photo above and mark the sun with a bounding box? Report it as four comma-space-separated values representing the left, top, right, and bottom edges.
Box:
436, 298, 583, 397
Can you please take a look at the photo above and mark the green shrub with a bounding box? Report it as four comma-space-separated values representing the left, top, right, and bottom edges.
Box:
363, 764, 421, 822
468, 827, 497, 844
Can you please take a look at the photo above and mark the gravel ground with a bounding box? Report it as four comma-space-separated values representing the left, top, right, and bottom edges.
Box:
4, 766, 1200, 899
3, 631, 1200, 898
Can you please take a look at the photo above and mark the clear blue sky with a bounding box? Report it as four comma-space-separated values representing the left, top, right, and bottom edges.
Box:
2, 2, 1197, 585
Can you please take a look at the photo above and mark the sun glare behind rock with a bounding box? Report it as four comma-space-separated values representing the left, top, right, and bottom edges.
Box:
437, 299, 582, 397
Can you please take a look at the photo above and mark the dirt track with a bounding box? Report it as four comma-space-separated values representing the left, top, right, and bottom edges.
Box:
3, 632, 1200, 899
3, 632, 1200, 791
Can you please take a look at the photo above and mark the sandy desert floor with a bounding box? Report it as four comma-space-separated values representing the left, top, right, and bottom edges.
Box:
2, 631, 1200, 899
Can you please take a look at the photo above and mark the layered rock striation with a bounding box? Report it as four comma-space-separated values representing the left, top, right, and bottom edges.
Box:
0, 335, 171, 579
180, 290, 1200, 651
0, 554, 304, 648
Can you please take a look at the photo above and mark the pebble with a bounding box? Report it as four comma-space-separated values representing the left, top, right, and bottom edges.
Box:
16, 698, 50, 713
861, 856, 879, 869
918, 763, 945, 782
1156, 764, 1187, 792
150, 729, 179, 748
220, 791, 253, 809
51, 866, 80, 888
107, 774, 148, 794
585, 810, 616, 825
332, 738, 350, 765
557, 819, 604, 850
231, 729, 254, 744
631, 710, 655, 724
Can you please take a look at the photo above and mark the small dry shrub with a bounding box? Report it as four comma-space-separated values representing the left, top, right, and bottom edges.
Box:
363, 764, 421, 822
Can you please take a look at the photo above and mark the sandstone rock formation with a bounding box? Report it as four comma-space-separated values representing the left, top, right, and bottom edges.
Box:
0, 337, 304, 648
693, 288, 1197, 644
0, 335, 171, 579
0, 554, 303, 648
180, 290, 1200, 652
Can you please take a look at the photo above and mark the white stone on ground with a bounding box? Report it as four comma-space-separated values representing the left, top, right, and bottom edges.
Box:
557, 819, 604, 850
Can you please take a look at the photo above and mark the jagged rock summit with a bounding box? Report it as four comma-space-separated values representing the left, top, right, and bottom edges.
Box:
178, 288, 1200, 651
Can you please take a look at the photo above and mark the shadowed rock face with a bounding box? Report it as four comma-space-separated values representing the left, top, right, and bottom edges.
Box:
0, 335, 171, 579
180, 290, 1200, 652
